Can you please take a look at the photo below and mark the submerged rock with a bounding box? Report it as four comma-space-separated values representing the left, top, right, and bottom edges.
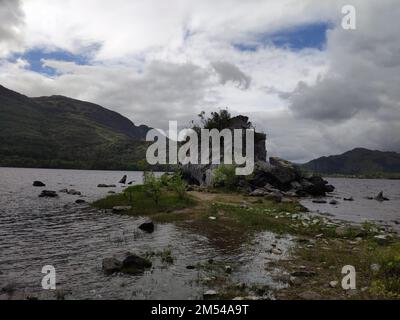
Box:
102, 258, 122, 275
39, 190, 58, 198
67, 189, 81, 196
33, 181, 46, 187
98, 184, 117, 188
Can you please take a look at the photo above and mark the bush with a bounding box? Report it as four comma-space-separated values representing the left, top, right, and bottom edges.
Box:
169, 173, 187, 199
143, 172, 162, 205
213, 165, 239, 190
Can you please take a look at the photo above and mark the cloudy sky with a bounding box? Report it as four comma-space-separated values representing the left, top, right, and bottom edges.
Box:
0, 0, 399, 162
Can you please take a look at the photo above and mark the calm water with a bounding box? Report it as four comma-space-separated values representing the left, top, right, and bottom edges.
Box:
0, 167, 290, 300
302, 177, 400, 230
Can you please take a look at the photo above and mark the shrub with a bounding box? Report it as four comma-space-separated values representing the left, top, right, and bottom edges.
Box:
143, 172, 162, 205
169, 173, 187, 199
212, 165, 239, 190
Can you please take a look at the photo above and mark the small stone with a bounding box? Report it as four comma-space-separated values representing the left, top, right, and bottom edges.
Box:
225, 266, 232, 274
271, 248, 283, 255
329, 200, 339, 205
329, 281, 338, 288
186, 265, 196, 270
75, 199, 86, 204
370, 264, 381, 272
203, 290, 218, 299
209, 216, 217, 221
374, 235, 390, 245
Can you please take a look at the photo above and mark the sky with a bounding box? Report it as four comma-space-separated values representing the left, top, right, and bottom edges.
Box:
0, 0, 399, 163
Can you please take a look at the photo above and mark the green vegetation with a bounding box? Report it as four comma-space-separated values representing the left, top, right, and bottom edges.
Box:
93, 173, 195, 221
212, 165, 239, 190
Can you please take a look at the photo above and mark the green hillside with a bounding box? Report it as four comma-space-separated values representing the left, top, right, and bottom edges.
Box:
0, 85, 152, 170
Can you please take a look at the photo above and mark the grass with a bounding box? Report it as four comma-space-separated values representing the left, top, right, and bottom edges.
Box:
93, 185, 196, 220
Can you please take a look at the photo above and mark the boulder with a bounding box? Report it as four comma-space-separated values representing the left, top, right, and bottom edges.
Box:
39, 190, 58, 198
102, 258, 122, 275
119, 175, 127, 184
33, 181, 46, 187
139, 221, 155, 233
375, 191, 389, 202
121, 254, 152, 274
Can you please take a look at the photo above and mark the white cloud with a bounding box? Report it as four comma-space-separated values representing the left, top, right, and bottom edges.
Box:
0, 0, 399, 161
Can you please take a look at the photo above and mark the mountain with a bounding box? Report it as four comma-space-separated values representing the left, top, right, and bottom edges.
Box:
302, 148, 400, 176
0, 84, 152, 170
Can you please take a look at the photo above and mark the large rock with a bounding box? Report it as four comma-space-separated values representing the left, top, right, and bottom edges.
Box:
119, 175, 127, 184
139, 221, 155, 233
121, 254, 152, 274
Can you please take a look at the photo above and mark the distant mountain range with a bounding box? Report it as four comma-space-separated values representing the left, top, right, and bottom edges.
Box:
0, 84, 152, 170
302, 148, 400, 177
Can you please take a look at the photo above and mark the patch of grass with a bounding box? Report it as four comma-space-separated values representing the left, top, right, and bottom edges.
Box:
93, 185, 196, 218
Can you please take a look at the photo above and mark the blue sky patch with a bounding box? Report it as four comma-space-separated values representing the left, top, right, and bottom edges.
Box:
235, 22, 333, 52
10, 48, 95, 76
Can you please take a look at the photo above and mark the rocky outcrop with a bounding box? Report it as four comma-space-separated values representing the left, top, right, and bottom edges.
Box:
182, 156, 335, 197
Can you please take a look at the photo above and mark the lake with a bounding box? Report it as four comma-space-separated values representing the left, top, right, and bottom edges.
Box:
0, 167, 291, 300
301, 177, 400, 231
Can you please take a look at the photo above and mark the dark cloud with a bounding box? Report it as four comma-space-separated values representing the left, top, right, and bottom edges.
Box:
211, 61, 251, 90
0, 0, 24, 56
